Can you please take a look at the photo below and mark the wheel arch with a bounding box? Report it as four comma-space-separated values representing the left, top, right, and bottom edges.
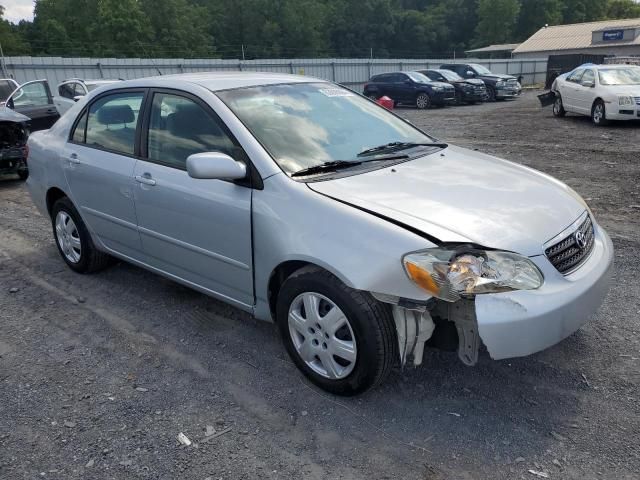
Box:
267, 260, 354, 322
591, 97, 605, 111
46, 186, 69, 217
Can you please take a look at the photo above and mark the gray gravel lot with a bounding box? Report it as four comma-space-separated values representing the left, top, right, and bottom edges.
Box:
1, 92, 639, 480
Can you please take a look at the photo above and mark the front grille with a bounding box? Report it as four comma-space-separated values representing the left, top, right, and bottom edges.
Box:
635, 96, 640, 105
545, 215, 595, 274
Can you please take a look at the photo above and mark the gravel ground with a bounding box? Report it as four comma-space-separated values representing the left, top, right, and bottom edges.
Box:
1, 92, 639, 480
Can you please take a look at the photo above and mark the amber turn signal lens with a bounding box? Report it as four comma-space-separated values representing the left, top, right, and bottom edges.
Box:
405, 261, 440, 296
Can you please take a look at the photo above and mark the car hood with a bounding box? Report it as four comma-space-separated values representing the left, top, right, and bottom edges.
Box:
599, 84, 640, 95
307, 145, 586, 256
482, 74, 517, 81
423, 81, 453, 89
0, 107, 29, 122
461, 79, 485, 86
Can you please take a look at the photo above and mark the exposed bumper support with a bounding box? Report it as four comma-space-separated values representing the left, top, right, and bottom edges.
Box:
391, 305, 435, 367
449, 300, 480, 366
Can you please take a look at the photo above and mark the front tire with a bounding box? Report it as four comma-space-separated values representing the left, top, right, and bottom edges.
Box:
276, 266, 397, 396
416, 92, 431, 109
591, 100, 608, 126
51, 197, 112, 273
552, 94, 566, 117
17, 169, 28, 180
485, 86, 496, 102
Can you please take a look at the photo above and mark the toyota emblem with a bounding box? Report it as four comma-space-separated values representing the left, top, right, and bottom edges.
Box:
574, 230, 587, 249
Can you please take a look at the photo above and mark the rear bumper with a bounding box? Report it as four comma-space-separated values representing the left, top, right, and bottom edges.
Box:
475, 223, 613, 360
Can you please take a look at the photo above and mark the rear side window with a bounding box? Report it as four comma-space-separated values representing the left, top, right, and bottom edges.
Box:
567, 69, 584, 83
0, 80, 15, 101
59, 83, 75, 99
85, 92, 144, 155
146, 92, 238, 169
74, 83, 87, 97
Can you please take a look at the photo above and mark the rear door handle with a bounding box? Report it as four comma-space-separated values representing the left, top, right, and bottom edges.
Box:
47, 108, 57, 114
135, 174, 156, 186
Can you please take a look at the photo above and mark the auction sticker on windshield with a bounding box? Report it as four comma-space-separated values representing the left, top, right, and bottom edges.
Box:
320, 88, 354, 97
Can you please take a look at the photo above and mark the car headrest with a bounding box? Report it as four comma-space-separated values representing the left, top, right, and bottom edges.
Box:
167, 103, 219, 138
97, 104, 135, 125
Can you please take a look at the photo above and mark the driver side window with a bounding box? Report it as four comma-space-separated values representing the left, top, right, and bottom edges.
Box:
567, 69, 584, 83
146, 92, 239, 170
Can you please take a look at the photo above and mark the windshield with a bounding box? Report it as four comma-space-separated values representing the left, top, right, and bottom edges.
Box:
218, 82, 435, 175
405, 72, 431, 84
437, 69, 462, 81
470, 64, 492, 75
598, 67, 640, 85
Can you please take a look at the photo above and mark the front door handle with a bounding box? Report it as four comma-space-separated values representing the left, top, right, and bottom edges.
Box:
68, 153, 80, 164
135, 174, 156, 186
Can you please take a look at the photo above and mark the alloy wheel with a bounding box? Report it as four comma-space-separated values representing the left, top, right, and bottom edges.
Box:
55, 211, 82, 263
288, 292, 357, 380
593, 104, 604, 124
416, 93, 430, 109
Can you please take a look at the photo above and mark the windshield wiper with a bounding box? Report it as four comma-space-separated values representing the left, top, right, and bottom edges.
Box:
291, 154, 412, 178
291, 160, 363, 177
358, 142, 448, 157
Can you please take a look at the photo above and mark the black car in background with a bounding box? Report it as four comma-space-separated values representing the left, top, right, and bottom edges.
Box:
419, 69, 486, 105
440, 63, 521, 101
363, 71, 455, 109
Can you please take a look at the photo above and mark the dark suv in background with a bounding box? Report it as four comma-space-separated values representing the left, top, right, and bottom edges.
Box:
419, 69, 486, 105
440, 63, 521, 101
363, 71, 455, 109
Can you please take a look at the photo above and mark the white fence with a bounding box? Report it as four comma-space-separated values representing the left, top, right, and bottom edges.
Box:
1, 56, 549, 90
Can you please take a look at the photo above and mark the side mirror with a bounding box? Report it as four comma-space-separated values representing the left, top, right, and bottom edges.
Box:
186, 152, 247, 180
583, 81, 595, 88
404, 79, 412, 84
465, 71, 475, 78
73, 95, 84, 102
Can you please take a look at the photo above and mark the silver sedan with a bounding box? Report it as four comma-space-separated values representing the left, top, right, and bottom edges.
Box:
25, 73, 613, 395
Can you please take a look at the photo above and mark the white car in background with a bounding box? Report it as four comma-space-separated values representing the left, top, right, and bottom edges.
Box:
552, 64, 640, 125
54, 78, 121, 115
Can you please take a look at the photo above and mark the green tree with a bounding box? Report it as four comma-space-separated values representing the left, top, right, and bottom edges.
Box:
562, 0, 608, 23
475, 0, 520, 46
517, 0, 563, 39
0, 6, 31, 55
606, 0, 640, 19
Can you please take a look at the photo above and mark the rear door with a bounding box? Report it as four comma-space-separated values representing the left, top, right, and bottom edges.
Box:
7, 80, 60, 131
62, 89, 146, 257
132, 89, 254, 308
54, 81, 78, 115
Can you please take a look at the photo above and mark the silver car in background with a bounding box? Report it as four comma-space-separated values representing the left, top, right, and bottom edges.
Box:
25, 72, 613, 395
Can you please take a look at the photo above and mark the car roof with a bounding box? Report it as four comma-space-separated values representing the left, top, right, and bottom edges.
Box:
117, 72, 321, 92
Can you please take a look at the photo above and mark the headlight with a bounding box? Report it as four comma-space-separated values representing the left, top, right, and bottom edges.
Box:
495, 81, 505, 87
431, 85, 444, 91
618, 95, 634, 106
403, 248, 543, 302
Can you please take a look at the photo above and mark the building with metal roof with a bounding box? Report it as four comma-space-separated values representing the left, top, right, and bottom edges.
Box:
512, 18, 640, 59
465, 43, 521, 59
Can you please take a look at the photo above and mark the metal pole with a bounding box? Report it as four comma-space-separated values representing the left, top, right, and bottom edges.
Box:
241, 44, 245, 61
0, 41, 8, 78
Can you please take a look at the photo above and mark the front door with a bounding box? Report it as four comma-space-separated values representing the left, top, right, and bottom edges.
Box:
133, 90, 254, 308
573, 69, 596, 115
62, 90, 146, 257
7, 80, 60, 131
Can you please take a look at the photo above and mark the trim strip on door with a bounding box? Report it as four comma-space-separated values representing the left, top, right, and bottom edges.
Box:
138, 226, 251, 271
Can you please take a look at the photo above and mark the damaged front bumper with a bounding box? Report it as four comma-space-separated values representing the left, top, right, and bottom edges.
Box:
376, 224, 613, 366
476, 224, 613, 360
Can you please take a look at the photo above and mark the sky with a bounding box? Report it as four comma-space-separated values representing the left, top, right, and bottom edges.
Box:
1, 0, 34, 23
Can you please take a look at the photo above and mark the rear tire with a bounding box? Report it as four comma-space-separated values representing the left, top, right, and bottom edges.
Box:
51, 197, 112, 273
552, 94, 566, 117
591, 100, 608, 126
276, 266, 397, 396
